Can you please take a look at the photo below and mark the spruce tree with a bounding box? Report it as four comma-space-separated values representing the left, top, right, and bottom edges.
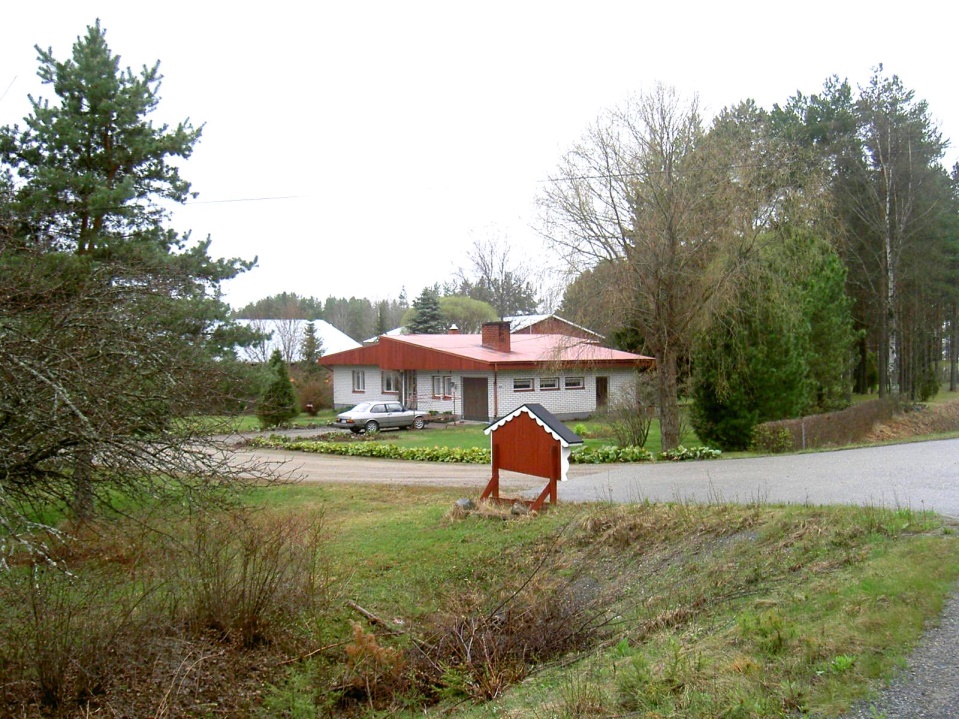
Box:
407, 286, 447, 333
257, 350, 298, 428
299, 321, 324, 373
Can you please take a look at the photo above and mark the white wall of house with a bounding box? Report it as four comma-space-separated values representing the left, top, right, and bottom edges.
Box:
492, 368, 636, 420
333, 366, 639, 420
332, 365, 388, 408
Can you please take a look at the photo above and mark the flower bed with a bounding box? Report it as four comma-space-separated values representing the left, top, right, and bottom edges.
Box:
249, 436, 720, 464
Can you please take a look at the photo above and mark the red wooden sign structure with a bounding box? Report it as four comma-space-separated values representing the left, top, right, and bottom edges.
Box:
481, 403, 583, 511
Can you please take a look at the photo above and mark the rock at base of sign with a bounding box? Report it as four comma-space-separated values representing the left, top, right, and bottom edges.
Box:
455, 498, 476, 511
510, 502, 530, 516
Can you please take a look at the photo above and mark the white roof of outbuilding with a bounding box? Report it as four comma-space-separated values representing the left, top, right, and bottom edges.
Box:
234, 319, 360, 363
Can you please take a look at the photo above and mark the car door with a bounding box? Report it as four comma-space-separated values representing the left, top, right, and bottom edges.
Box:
385, 402, 408, 428
369, 403, 390, 429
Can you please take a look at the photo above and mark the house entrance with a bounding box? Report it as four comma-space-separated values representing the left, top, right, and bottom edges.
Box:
596, 376, 609, 410
402, 371, 417, 408
462, 377, 489, 421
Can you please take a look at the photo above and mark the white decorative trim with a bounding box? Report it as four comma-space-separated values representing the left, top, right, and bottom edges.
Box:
484, 406, 575, 481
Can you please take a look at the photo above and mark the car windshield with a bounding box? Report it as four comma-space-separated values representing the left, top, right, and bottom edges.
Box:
347, 403, 372, 413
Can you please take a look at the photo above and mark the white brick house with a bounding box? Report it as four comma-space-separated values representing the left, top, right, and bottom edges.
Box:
321, 322, 654, 422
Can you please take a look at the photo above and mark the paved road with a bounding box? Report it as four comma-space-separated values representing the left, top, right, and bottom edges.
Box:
237, 437, 959, 516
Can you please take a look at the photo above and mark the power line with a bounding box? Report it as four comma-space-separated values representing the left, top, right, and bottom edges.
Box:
183, 195, 300, 205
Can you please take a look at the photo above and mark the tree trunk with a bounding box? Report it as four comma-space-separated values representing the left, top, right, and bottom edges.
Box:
657, 346, 680, 451
71, 447, 95, 522
951, 301, 958, 392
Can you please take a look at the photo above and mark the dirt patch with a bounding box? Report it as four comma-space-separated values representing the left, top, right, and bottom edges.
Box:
866, 399, 959, 442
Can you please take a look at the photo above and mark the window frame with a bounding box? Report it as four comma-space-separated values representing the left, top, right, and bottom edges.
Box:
513, 377, 534, 392
432, 375, 453, 398
351, 370, 366, 392
564, 376, 585, 390
539, 376, 560, 391
382, 371, 400, 394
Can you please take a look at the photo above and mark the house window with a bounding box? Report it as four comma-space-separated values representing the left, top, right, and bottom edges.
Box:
352, 370, 366, 392
513, 378, 534, 392
564, 376, 584, 390
382, 372, 400, 394
432, 375, 453, 398
540, 377, 559, 391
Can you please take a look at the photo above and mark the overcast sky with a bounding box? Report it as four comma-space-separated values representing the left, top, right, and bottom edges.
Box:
3, 1, 957, 310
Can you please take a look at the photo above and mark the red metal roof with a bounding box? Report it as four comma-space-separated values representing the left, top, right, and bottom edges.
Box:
321, 333, 654, 371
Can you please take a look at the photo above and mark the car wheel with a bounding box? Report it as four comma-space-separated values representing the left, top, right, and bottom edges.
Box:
364, 420, 379, 434
412, 416, 425, 430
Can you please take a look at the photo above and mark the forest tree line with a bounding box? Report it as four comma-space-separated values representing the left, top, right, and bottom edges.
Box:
544, 71, 958, 450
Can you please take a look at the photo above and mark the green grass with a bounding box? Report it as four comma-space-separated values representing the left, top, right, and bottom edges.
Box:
190, 410, 337, 433
4, 483, 958, 717
392, 423, 491, 449
246, 488, 959, 718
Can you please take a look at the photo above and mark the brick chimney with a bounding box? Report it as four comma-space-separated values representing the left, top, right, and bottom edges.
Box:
481, 321, 511, 352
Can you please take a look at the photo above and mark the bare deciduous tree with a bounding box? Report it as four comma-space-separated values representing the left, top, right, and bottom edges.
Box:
454, 235, 540, 317
540, 86, 787, 449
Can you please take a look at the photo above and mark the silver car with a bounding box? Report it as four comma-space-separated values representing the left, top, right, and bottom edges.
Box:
331, 401, 426, 434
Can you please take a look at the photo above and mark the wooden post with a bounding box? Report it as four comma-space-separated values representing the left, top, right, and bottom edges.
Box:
480, 443, 500, 501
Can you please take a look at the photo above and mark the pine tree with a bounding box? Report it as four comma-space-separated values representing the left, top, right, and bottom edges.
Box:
0, 22, 255, 527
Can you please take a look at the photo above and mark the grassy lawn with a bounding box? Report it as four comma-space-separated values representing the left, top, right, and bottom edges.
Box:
5, 484, 955, 717
366, 416, 700, 456
190, 410, 338, 433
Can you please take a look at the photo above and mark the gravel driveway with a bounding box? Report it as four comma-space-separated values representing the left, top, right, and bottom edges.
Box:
237, 435, 959, 717
238, 436, 959, 518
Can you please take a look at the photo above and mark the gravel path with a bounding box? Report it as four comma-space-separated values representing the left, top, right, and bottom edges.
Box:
841, 590, 959, 719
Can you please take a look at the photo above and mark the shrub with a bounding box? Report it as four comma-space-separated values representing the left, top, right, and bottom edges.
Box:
409, 577, 608, 703
176, 509, 333, 648
0, 564, 134, 709
749, 424, 793, 453
292, 369, 332, 413
917, 365, 940, 402
606, 372, 657, 447
658, 445, 721, 461
571, 445, 654, 463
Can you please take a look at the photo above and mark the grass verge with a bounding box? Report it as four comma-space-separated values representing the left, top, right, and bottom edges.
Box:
2, 485, 957, 718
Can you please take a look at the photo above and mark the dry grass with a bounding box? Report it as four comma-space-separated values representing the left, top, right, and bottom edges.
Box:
0, 507, 337, 718
866, 399, 959, 441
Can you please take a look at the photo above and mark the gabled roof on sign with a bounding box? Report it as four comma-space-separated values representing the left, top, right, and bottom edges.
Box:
320, 332, 653, 371
484, 403, 583, 446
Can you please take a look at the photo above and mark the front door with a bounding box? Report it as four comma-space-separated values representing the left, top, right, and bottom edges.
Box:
596, 376, 609, 410
462, 377, 489, 421
402, 371, 417, 408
